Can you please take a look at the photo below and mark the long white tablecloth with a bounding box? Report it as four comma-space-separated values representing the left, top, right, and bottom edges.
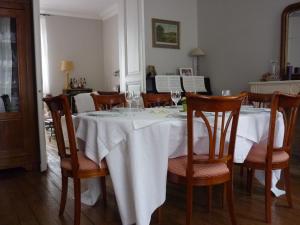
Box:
74, 107, 284, 225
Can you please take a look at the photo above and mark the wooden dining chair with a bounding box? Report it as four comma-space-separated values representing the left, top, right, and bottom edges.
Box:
97, 91, 120, 95
91, 93, 126, 110
238, 92, 274, 176
244, 92, 300, 223
168, 94, 245, 225
141, 93, 173, 108
241, 91, 273, 108
43, 95, 109, 225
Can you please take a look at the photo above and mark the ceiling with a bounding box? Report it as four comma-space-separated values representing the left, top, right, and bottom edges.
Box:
40, 0, 118, 20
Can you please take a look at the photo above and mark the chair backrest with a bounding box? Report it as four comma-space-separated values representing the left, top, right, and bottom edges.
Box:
43, 95, 79, 171
141, 93, 173, 108
1, 94, 12, 112
74, 92, 97, 113
98, 91, 120, 95
91, 93, 126, 110
267, 92, 300, 159
242, 91, 273, 108
186, 94, 245, 176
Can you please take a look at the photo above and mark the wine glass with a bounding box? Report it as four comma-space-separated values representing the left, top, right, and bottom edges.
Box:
221, 90, 231, 96
171, 90, 181, 107
125, 91, 133, 108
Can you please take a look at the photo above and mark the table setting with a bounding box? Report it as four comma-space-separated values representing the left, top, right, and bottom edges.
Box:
73, 98, 285, 225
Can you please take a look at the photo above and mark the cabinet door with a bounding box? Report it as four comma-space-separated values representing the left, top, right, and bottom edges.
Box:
0, 7, 39, 170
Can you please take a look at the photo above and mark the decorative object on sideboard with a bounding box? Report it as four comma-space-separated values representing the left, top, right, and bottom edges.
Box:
70, 77, 86, 89
146, 65, 157, 78
260, 60, 280, 81
60, 60, 74, 89
190, 48, 205, 76
152, 18, 180, 49
179, 67, 193, 76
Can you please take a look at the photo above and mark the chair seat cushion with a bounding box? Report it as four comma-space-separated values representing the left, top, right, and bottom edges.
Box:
61, 151, 106, 171
245, 144, 289, 164
168, 155, 229, 178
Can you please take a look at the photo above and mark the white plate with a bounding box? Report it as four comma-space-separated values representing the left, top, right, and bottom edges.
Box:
240, 108, 270, 113
112, 108, 143, 113
87, 111, 120, 117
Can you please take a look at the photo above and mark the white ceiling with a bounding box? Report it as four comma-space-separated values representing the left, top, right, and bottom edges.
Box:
40, 0, 118, 20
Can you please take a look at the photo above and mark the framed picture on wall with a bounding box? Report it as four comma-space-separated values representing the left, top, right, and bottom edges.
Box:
152, 18, 180, 49
179, 68, 193, 76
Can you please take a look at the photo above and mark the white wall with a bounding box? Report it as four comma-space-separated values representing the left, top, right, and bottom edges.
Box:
45, 15, 104, 95
102, 15, 120, 91
144, 0, 198, 75
197, 0, 300, 95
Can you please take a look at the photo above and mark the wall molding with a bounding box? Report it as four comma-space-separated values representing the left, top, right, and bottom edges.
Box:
40, 8, 102, 20
100, 3, 119, 20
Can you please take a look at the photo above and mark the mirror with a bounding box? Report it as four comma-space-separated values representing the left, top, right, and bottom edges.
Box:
280, 2, 300, 80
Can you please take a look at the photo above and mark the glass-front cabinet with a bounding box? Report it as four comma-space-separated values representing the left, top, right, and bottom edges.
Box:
0, 0, 39, 170
0, 17, 19, 112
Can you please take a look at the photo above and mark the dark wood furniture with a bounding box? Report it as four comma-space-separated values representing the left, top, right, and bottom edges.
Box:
91, 93, 126, 110
280, 2, 300, 79
167, 94, 245, 225
63, 88, 93, 113
141, 93, 173, 108
242, 92, 273, 108
43, 95, 109, 225
146, 76, 213, 95
0, 0, 39, 170
97, 91, 120, 95
244, 92, 300, 223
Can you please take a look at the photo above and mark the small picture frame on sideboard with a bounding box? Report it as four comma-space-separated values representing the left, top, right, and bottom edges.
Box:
179, 68, 193, 76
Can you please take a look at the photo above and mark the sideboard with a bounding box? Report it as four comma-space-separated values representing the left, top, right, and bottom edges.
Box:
249, 80, 300, 158
249, 80, 300, 95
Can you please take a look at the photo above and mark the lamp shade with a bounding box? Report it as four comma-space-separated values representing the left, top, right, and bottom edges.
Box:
60, 60, 74, 72
190, 48, 205, 56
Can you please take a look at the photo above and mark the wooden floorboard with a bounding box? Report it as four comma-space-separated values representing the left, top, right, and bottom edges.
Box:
0, 138, 300, 225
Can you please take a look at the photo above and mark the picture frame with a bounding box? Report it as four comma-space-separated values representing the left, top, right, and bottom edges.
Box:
179, 68, 193, 76
152, 18, 180, 49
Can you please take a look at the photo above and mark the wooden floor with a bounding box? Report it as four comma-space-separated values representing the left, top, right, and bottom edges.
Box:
1, 139, 300, 225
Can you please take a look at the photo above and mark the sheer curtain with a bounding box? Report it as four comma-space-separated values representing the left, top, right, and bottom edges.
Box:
40, 15, 50, 95
0, 18, 12, 112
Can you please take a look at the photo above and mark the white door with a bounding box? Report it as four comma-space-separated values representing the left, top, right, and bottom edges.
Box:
118, 0, 145, 93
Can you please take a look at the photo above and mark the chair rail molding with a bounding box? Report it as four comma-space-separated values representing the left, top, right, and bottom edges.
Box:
118, 0, 145, 93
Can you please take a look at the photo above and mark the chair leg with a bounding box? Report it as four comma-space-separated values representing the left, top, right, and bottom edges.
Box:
221, 183, 226, 208
265, 170, 272, 223
100, 176, 107, 206
186, 182, 193, 225
207, 186, 212, 211
73, 178, 81, 225
240, 165, 244, 177
246, 168, 254, 195
226, 180, 237, 225
154, 206, 162, 225
59, 175, 68, 216
283, 166, 293, 208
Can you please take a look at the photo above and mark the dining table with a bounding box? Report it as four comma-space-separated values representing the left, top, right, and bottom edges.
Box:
73, 106, 285, 225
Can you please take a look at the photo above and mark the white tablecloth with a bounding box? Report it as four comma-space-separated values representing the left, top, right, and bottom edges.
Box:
74, 107, 284, 225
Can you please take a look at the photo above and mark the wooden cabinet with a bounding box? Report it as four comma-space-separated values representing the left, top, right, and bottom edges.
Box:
0, 0, 39, 170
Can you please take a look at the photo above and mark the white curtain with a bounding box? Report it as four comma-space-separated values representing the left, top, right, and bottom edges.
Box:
40, 16, 50, 95
0, 17, 12, 112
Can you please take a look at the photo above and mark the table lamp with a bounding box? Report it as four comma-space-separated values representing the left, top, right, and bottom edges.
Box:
190, 48, 205, 76
60, 60, 74, 89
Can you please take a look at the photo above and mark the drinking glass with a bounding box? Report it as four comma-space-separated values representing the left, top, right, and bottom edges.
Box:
171, 90, 181, 107
132, 91, 141, 108
221, 90, 231, 96
125, 91, 133, 108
